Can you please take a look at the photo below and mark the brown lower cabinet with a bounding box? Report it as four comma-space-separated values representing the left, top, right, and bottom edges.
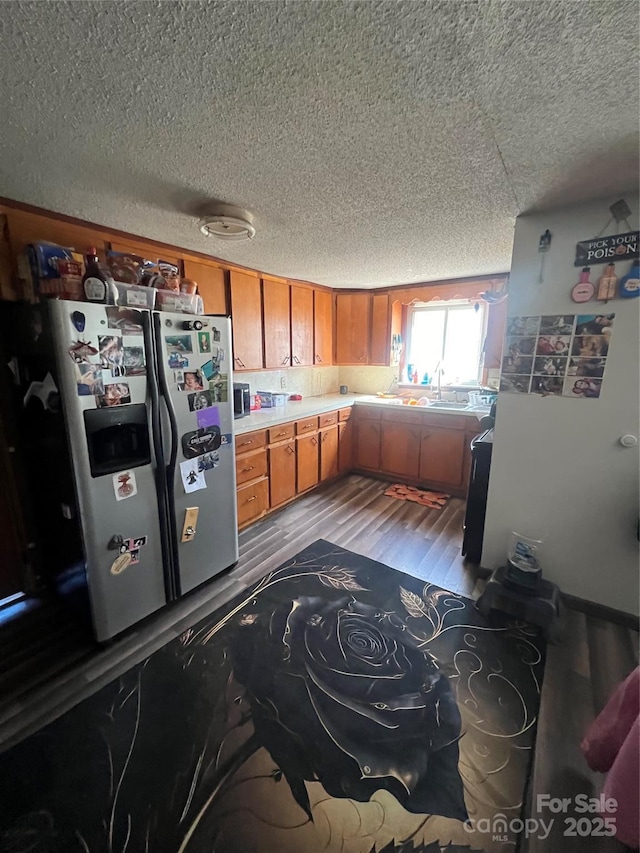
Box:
338, 410, 353, 472
380, 420, 421, 477
235, 405, 475, 528
236, 478, 269, 527
269, 439, 297, 507
354, 416, 381, 470
296, 432, 319, 493
419, 429, 466, 489
319, 424, 339, 481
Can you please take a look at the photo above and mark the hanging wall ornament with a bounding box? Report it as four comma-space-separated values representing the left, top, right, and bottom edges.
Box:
537, 229, 552, 283
571, 267, 595, 303
619, 261, 640, 298
574, 199, 638, 267
596, 263, 618, 302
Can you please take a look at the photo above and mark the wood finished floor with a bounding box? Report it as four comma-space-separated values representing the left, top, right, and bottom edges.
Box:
0, 474, 637, 853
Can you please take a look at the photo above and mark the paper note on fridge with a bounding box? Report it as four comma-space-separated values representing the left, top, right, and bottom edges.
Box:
196, 405, 221, 429
180, 459, 207, 493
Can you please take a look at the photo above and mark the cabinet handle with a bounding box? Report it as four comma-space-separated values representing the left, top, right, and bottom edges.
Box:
293, 355, 300, 364
235, 356, 246, 368
241, 466, 255, 473
286, 445, 295, 454
277, 431, 287, 436
315, 354, 322, 363
303, 424, 312, 430
359, 353, 366, 361
240, 440, 253, 446
281, 355, 289, 365
311, 437, 318, 446
246, 495, 257, 503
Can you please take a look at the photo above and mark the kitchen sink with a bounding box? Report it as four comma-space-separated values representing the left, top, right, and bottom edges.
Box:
428, 401, 470, 409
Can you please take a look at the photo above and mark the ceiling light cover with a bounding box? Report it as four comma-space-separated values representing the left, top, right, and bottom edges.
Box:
199, 214, 255, 241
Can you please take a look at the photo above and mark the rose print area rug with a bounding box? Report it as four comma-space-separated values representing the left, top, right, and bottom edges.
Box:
0, 541, 545, 853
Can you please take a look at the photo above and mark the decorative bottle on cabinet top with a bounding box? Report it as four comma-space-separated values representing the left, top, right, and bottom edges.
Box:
82, 249, 115, 304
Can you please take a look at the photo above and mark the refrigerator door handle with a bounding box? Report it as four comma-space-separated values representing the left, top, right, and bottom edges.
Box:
144, 311, 177, 601
152, 312, 182, 597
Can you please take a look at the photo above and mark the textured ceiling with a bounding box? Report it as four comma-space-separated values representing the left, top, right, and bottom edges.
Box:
0, 1, 638, 288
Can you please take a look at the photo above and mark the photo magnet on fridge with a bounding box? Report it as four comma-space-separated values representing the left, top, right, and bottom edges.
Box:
106, 307, 144, 335
181, 426, 222, 458
75, 363, 104, 396
165, 335, 193, 354
179, 371, 205, 392
113, 470, 138, 501
123, 346, 146, 377
168, 352, 189, 369
188, 390, 213, 412
196, 405, 220, 429
97, 383, 131, 408
198, 331, 211, 353
180, 459, 207, 493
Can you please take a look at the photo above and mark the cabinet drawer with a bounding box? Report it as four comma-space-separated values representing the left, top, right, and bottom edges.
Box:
236, 478, 269, 527
268, 422, 295, 444
235, 430, 267, 453
318, 410, 338, 428
235, 448, 268, 485
339, 407, 352, 422
296, 416, 319, 434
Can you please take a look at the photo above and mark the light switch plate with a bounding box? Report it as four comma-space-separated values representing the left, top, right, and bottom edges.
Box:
181, 506, 199, 542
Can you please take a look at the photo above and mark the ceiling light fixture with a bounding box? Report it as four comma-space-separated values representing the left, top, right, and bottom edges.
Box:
198, 207, 255, 241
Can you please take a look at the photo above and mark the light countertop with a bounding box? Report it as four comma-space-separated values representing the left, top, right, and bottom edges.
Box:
233, 393, 488, 435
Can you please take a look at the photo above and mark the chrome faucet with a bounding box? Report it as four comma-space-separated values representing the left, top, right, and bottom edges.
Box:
385, 376, 399, 394
434, 362, 443, 400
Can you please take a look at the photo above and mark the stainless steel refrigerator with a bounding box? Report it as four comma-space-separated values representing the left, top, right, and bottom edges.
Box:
6, 299, 238, 641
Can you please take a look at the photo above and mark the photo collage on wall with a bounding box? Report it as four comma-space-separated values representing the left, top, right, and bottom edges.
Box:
501, 314, 614, 399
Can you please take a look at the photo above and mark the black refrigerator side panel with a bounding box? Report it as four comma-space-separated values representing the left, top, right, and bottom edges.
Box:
0, 302, 85, 594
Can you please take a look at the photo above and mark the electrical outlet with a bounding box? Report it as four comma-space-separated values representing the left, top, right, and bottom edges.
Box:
280, 376, 287, 389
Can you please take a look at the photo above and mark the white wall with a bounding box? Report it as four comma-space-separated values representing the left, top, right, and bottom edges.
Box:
483, 195, 640, 615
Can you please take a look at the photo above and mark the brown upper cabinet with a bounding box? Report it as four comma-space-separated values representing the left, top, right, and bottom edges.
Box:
313, 289, 333, 365
334, 291, 401, 366
290, 285, 314, 367
334, 292, 371, 364
262, 277, 291, 368
230, 270, 264, 370
183, 259, 227, 315
370, 292, 390, 365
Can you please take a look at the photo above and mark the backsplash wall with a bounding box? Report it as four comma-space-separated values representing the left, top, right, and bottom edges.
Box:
236, 366, 339, 397
233, 365, 401, 397
337, 366, 398, 394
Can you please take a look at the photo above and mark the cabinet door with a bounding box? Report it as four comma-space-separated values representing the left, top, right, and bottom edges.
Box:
263, 278, 291, 368
269, 440, 297, 507
380, 421, 421, 477
237, 478, 269, 527
370, 292, 390, 365
338, 420, 353, 473
419, 429, 466, 488
291, 285, 314, 366
183, 259, 227, 314
296, 433, 319, 493
313, 289, 333, 365
319, 424, 339, 481
355, 419, 381, 470
230, 271, 263, 370
335, 293, 370, 364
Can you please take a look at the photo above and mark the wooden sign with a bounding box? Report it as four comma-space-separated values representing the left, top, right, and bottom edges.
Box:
574, 231, 639, 266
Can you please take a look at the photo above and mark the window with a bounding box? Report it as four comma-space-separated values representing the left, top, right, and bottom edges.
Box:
405, 301, 486, 386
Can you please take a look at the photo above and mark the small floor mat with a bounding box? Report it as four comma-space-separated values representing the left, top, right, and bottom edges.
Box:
384, 483, 451, 508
